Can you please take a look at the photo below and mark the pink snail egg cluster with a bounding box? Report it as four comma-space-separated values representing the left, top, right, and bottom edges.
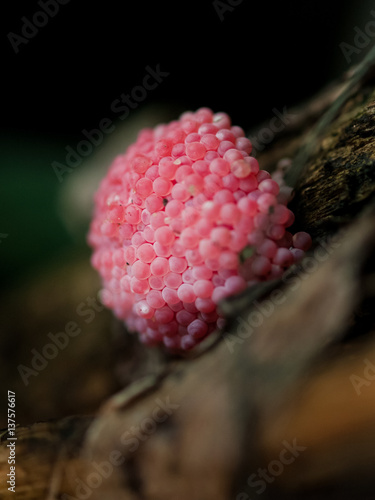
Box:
88, 108, 311, 352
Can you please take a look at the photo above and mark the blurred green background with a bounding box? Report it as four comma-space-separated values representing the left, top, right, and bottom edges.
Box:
0, 133, 75, 289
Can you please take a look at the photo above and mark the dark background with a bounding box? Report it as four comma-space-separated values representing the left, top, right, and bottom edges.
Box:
1, 0, 373, 289
2, 0, 362, 137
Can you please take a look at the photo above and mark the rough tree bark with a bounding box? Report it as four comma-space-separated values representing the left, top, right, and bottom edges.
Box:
2, 51, 375, 500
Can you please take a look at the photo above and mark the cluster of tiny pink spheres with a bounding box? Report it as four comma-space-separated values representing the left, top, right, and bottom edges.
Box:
88, 107, 311, 352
